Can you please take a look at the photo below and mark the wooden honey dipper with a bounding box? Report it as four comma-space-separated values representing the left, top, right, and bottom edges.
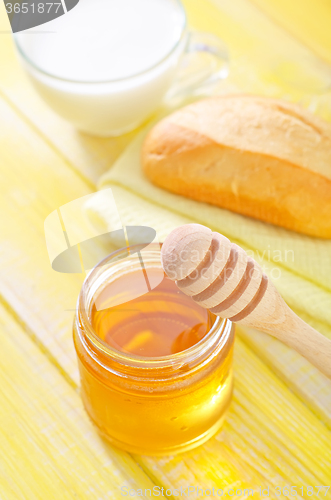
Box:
161, 224, 331, 378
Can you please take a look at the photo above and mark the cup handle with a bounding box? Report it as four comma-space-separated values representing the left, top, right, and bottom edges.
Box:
165, 31, 229, 105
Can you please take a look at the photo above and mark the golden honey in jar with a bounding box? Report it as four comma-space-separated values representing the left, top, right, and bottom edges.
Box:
73, 244, 234, 455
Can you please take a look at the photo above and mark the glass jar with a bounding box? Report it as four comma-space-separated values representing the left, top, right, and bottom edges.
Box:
73, 244, 235, 456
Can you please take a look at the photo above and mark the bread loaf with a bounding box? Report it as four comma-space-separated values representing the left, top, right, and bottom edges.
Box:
142, 95, 331, 238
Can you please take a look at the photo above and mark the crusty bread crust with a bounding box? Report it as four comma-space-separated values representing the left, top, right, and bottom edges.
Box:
142, 95, 331, 238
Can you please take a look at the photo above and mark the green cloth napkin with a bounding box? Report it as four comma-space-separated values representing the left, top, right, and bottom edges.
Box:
86, 127, 331, 339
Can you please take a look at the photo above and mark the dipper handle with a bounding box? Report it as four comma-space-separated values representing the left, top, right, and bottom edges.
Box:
161, 224, 331, 378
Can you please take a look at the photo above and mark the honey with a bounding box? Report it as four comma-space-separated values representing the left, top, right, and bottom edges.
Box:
91, 268, 214, 357
73, 244, 234, 455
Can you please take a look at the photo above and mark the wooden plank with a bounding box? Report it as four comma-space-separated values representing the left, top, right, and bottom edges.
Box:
0, 303, 157, 500
190, 0, 331, 120
248, 0, 331, 66
135, 340, 331, 498
238, 326, 331, 428
0, 93, 101, 382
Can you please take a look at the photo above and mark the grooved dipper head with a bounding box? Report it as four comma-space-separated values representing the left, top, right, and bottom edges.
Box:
161, 223, 268, 323
160, 224, 331, 380
161, 224, 212, 281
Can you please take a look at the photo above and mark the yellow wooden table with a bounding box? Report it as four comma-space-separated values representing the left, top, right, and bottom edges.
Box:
1, 1, 331, 499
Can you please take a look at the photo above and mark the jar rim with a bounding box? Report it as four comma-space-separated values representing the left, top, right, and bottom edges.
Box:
76, 243, 232, 370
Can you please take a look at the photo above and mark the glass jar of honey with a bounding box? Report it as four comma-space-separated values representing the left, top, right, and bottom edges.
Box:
73, 243, 235, 455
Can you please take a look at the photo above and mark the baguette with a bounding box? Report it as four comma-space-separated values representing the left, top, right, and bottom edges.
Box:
142, 95, 331, 238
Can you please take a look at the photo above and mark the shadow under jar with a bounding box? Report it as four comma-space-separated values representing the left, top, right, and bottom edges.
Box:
73, 244, 235, 456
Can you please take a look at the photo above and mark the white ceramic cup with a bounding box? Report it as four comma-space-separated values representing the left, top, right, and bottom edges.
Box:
14, 0, 228, 137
